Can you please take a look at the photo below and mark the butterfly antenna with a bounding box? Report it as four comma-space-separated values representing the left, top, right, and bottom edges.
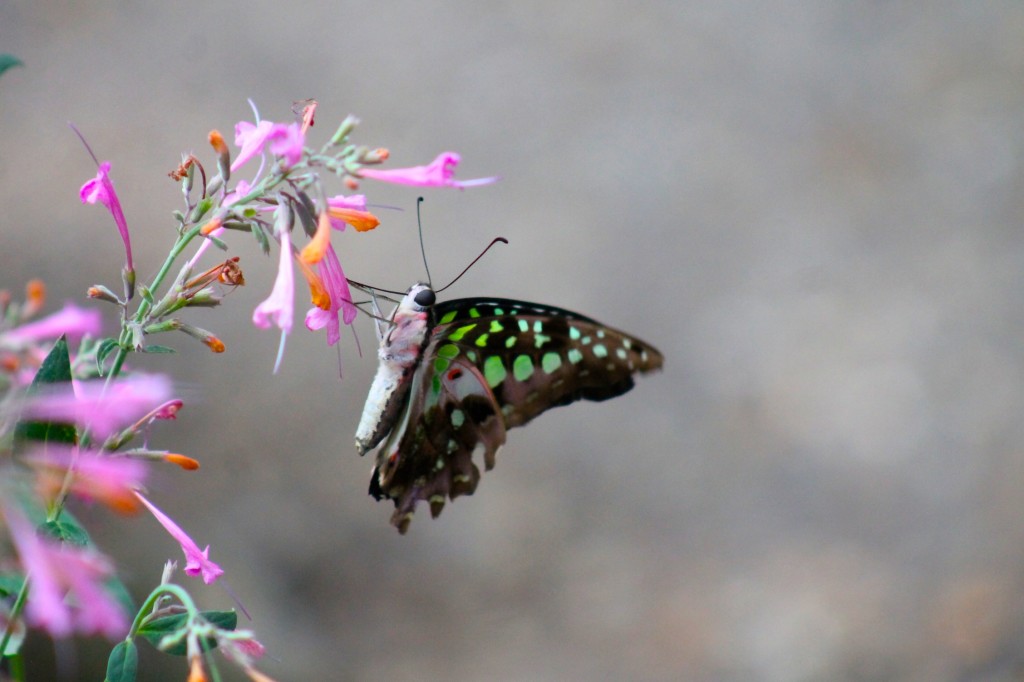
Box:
416, 196, 433, 288
346, 278, 405, 297
435, 237, 509, 294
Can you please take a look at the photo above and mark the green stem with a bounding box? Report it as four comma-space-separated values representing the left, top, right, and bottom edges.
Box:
0, 577, 29, 659
126, 582, 196, 638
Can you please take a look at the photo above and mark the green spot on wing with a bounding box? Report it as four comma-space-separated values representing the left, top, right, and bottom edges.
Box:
569, 326, 582, 341
439, 310, 458, 324
568, 348, 584, 364
542, 352, 563, 373
518, 319, 529, 333
489, 320, 504, 333
451, 409, 465, 428
483, 356, 506, 388
469, 308, 481, 318
513, 355, 535, 381
438, 343, 460, 359
505, 336, 517, 348
434, 357, 449, 374
448, 323, 477, 341
593, 344, 608, 358
474, 333, 490, 347
534, 334, 551, 348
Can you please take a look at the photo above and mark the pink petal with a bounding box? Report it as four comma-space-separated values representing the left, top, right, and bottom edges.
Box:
135, 493, 224, 584
21, 373, 173, 440
359, 152, 498, 188
80, 162, 134, 269
267, 122, 305, 168
0, 303, 102, 347
252, 227, 294, 334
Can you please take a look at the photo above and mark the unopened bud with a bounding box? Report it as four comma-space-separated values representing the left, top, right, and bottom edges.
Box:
164, 453, 200, 470
329, 114, 360, 146
209, 129, 231, 183
23, 279, 46, 316
87, 285, 120, 304
200, 217, 223, 236
178, 322, 225, 353
344, 176, 360, 190
362, 147, 390, 164
123, 266, 136, 302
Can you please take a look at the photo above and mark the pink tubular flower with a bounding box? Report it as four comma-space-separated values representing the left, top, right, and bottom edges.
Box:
7, 511, 128, 639
80, 162, 134, 271
0, 302, 102, 348
304, 243, 356, 346
231, 120, 305, 172
134, 492, 224, 584
253, 224, 294, 335
231, 120, 275, 172
324, 194, 379, 233
25, 444, 147, 514
358, 152, 498, 188
20, 373, 174, 441
253, 224, 295, 373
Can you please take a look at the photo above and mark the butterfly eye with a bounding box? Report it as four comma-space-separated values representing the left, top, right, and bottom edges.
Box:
414, 289, 436, 308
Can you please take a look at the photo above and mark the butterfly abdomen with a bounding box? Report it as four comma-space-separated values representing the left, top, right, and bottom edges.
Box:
354, 284, 434, 455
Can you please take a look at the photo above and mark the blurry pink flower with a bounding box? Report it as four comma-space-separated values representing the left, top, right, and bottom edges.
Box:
223, 179, 253, 207
80, 162, 134, 271
231, 120, 305, 172
231, 120, 275, 172
134, 492, 224, 584
25, 445, 147, 513
305, 243, 356, 346
358, 152, 497, 188
7, 511, 128, 639
21, 373, 174, 440
268, 122, 304, 168
0, 302, 102, 348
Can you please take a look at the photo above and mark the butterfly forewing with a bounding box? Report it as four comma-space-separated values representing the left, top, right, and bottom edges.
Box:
362, 291, 663, 533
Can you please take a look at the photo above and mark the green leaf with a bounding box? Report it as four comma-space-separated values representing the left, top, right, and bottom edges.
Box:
96, 337, 121, 373
0, 54, 23, 79
139, 345, 176, 354
104, 640, 138, 682
138, 610, 237, 656
0, 573, 25, 598
14, 336, 77, 445
40, 516, 90, 547
293, 192, 318, 238
251, 222, 270, 255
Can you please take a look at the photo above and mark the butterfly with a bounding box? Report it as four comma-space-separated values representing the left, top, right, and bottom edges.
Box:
355, 283, 664, 533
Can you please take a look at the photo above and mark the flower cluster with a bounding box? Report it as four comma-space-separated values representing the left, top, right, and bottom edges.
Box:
0, 100, 495, 681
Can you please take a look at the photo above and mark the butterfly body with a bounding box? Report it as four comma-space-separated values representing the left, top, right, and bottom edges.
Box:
358, 283, 663, 533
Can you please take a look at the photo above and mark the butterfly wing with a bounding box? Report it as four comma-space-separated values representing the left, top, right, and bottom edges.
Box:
369, 297, 663, 533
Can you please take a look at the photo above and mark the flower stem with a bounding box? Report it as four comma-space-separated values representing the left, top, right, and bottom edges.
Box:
0, 577, 30, 659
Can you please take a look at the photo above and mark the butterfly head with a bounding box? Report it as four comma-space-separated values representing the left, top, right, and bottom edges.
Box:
407, 282, 436, 311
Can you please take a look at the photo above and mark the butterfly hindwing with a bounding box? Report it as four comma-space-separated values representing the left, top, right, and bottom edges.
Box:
362, 289, 664, 533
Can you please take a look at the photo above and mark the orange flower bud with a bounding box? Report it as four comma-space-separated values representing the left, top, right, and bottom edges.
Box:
26, 279, 46, 309
189, 655, 207, 682
164, 453, 200, 471
208, 129, 229, 155
200, 217, 223, 235
204, 336, 226, 353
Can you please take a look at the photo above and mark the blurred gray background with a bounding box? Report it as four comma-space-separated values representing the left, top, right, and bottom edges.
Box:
3, 2, 1024, 680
